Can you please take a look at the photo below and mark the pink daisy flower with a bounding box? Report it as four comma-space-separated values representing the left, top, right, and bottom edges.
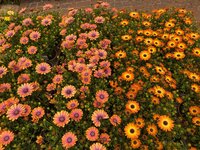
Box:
89, 24, 97, 30
64, 17, 75, 25
70, 109, 83, 122
62, 132, 77, 149
93, 100, 104, 108
17, 74, 30, 84
31, 107, 45, 122
29, 31, 41, 41
41, 18, 52, 26
22, 104, 31, 117
86, 126, 99, 141
68, 9, 78, 17
80, 86, 89, 93
27, 46, 37, 54
61, 85, 76, 99
109, 114, 121, 126
77, 58, 85, 63
94, 69, 105, 78
66, 99, 79, 110
99, 133, 111, 144
0, 83, 11, 93
99, 39, 111, 49
81, 76, 91, 85
100, 61, 110, 68
52, 74, 63, 84
0, 66, 7, 78
94, 16, 105, 24
103, 67, 111, 77
46, 83, 56, 92
79, 33, 88, 39
53, 110, 70, 127
61, 40, 74, 49
22, 18, 33, 26
80, 23, 90, 30
88, 30, 100, 40
43, 3, 53, 10
0, 38, 6, 46
65, 34, 77, 41
75, 63, 87, 73
95, 90, 109, 103
5, 97, 19, 108
5, 30, 15, 38
19, 36, 29, 45
85, 8, 93, 13
6, 104, 25, 121
89, 55, 99, 65
96, 49, 107, 59
0, 101, 7, 115
35, 62, 51, 75
81, 69, 92, 78
76, 38, 86, 46
30, 82, 40, 91
0, 130, 14, 146
17, 83, 33, 98
90, 143, 106, 150
91, 109, 109, 127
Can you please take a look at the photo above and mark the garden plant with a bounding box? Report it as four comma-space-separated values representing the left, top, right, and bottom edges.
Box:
0, 2, 200, 150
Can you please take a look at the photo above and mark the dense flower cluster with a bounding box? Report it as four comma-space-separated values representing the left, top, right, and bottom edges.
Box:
0, 2, 199, 150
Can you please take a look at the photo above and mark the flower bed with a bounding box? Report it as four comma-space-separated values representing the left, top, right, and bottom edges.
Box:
0, 2, 200, 150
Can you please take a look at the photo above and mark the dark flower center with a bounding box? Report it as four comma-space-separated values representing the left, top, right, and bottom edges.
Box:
0, 70, 3, 74
66, 90, 72, 94
150, 128, 153, 132
131, 105, 135, 109
40, 66, 46, 71
4, 136, 10, 141
59, 116, 65, 122
13, 109, 20, 115
74, 113, 79, 118
67, 137, 72, 143
97, 116, 103, 121
90, 131, 95, 136
22, 87, 29, 93
100, 94, 105, 99
130, 129, 135, 133
163, 121, 168, 125
36, 111, 41, 116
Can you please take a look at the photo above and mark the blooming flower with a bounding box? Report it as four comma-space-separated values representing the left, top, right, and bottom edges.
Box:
31, 107, 45, 122
86, 126, 99, 141
6, 104, 25, 121
62, 132, 77, 149
0, 130, 14, 146
29, 31, 41, 41
70, 109, 83, 122
61, 85, 76, 99
91, 109, 109, 127
0, 66, 7, 78
90, 143, 106, 150
53, 110, 70, 127
35, 63, 51, 75
17, 83, 33, 98
95, 90, 109, 103
88, 30, 100, 40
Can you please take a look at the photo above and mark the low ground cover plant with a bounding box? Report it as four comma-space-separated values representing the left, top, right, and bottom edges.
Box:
0, 2, 199, 150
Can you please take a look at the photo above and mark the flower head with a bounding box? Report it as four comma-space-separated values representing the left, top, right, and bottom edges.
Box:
62, 132, 77, 149
61, 85, 76, 99
70, 109, 83, 122
0, 130, 14, 146
36, 63, 51, 75
90, 143, 106, 150
17, 83, 33, 98
86, 127, 99, 141
91, 109, 109, 127
6, 104, 25, 121
53, 110, 70, 127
